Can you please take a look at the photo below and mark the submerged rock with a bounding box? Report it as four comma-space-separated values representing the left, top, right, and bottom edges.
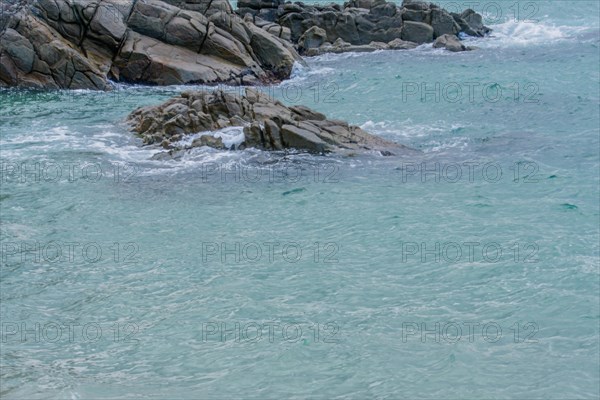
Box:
235, 0, 490, 55
127, 89, 412, 155
0, 0, 302, 89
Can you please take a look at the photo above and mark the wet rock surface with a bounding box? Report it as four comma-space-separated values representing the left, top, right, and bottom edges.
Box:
127, 88, 412, 156
235, 0, 490, 55
433, 33, 475, 52
0, 0, 302, 89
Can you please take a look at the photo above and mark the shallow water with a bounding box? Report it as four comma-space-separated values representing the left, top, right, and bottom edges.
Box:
1, 1, 599, 398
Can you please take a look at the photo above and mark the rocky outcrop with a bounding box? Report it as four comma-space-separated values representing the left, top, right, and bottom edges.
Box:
127, 89, 411, 155
235, 0, 490, 55
0, 0, 302, 89
433, 34, 474, 52
302, 37, 417, 56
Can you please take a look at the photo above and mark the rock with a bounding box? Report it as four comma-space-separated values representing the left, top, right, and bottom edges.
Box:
303, 35, 420, 56
245, 23, 301, 80
371, 2, 397, 18
264, 119, 283, 149
191, 135, 227, 149
401, 21, 434, 43
346, 0, 374, 9
1, 28, 35, 74
298, 26, 328, 50
289, 105, 327, 121
402, 0, 431, 11
234, 0, 490, 55
280, 124, 328, 153
387, 38, 418, 49
243, 122, 265, 148
433, 34, 473, 52
151, 149, 184, 161
460, 9, 490, 36
402, 8, 428, 23
430, 9, 460, 38
452, 9, 491, 37
127, 88, 412, 155
369, 41, 390, 49
0, 7, 110, 90
0, 0, 302, 89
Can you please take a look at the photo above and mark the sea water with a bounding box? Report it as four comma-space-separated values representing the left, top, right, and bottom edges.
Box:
0, 1, 599, 398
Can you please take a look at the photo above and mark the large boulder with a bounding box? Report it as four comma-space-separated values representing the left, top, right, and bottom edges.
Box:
127, 89, 412, 155
401, 21, 434, 44
0, 7, 111, 90
298, 26, 328, 50
0, 0, 302, 89
451, 9, 491, 37
430, 9, 460, 37
433, 34, 473, 52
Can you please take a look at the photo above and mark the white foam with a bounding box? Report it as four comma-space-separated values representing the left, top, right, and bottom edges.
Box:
360, 119, 471, 153
172, 126, 246, 150
474, 20, 588, 48
284, 62, 337, 85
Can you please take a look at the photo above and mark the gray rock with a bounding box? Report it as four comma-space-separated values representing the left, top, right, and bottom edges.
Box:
387, 38, 418, 49
1, 28, 35, 73
402, 8, 428, 23
303, 35, 420, 56
0, 8, 110, 90
461, 9, 489, 36
127, 89, 412, 155
235, 0, 489, 55
281, 124, 328, 153
452, 9, 491, 37
264, 119, 283, 149
298, 26, 327, 50
191, 135, 227, 149
0, 0, 302, 89
433, 33, 473, 52
401, 21, 434, 43
402, 0, 431, 11
430, 9, 460, 38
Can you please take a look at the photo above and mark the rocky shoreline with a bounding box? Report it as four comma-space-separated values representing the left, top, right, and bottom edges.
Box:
0, 0, 302, 89
1, 0, 490, 155
238, 0, 489, 55
1, 0, 489, 89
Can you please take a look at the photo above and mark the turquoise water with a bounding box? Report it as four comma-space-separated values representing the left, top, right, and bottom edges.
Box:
1, 1, 599, 398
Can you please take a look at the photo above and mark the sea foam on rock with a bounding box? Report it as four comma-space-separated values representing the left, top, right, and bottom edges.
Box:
127, 88, 412, 156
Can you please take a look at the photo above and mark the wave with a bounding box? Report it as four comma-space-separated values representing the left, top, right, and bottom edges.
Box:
360, 119, 471, 153
472, 20, 594, 48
